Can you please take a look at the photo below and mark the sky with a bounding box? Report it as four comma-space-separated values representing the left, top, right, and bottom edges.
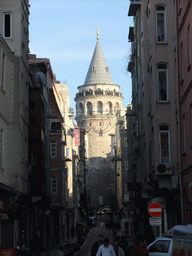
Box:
29, 0, 133, 113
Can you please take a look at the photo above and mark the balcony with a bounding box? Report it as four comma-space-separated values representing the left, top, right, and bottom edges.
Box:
75, 89, 123, 99
128, 27, 134, 42
95, 89, 103, 95
128, 0, 141, 16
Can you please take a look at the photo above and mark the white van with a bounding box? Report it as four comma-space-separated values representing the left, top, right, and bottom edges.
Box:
147, 225, 192, 256
147, 237, 173, 256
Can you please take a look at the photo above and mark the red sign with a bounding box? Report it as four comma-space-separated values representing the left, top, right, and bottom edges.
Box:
148, 203, 162, 217
75, 129, 80, 146
0, 248, 16, 256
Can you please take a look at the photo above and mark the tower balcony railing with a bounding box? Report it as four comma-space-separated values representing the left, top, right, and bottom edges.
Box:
75, 90, 122, 98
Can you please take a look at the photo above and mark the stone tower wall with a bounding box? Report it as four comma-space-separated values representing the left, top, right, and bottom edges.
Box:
75, 38, 123, 207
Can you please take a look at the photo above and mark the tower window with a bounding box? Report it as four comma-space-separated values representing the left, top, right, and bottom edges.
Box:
99, 130, 103, 137
97, 101, 103, 114
87, 102, 92, 115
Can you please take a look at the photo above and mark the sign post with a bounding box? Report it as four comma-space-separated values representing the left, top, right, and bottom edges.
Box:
148, 203, 162, 229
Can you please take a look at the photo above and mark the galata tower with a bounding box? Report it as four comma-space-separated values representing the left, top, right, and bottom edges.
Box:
75, 28, 123, 207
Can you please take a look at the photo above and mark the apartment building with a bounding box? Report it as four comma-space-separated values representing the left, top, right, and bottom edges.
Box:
176, 0, 192, 224
127, 0, 180, 239
0, 0, 30, 249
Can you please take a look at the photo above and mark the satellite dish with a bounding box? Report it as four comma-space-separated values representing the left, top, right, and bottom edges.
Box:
34, 71, 46, 87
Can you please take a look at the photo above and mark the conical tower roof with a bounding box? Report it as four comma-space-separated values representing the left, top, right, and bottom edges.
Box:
84, 31, 114, 85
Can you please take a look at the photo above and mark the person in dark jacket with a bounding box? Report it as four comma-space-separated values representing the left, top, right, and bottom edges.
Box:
133, 234, 148, 256
119, 235, 128, 252
29, 233, 44, 256
91, 234, 104, 256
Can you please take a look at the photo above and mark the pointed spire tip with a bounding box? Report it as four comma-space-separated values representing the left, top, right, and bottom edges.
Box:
97, 24, 99, 41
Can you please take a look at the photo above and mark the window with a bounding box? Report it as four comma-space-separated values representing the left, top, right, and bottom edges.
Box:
0, 129, 3, 169
3, 13, 12, 38
51, 177, 57, 193
50, 141, 57, 157
99, 122, 101, 126
99, 130, 102, 137
125, 161, 128, 171
187, 25, 191, 68
159, 125, 170, 162
106, 101, 112, 114
87, 102, 92, 115
157, 64, 168, 101
149, 240, 171, 253
124, 137, 128, 147
97, 102, 103, 114
79, 103, 84, 115
156, 6, 167, 43
89, 123, 91, 127
66, 148, 69, 157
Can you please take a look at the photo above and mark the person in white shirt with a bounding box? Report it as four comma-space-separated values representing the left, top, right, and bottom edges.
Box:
96, 238, 116, 256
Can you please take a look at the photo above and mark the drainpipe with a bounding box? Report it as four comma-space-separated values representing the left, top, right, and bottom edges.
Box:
175, 0, 184, 225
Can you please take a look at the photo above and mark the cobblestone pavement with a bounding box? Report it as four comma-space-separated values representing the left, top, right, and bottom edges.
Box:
77, 215, 114, 256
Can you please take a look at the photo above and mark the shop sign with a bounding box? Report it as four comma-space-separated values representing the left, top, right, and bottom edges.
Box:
75, 129, 80, 146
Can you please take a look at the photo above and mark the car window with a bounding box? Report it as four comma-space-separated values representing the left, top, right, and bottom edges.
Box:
149, 240, 170, 253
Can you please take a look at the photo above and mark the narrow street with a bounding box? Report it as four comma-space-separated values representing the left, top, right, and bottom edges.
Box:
77, 214, 114, 256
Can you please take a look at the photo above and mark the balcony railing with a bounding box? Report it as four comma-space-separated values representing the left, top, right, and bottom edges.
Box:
75, 90, 122, 98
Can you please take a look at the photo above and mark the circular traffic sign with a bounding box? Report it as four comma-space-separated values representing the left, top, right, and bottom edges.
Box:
148, 202, 162, 217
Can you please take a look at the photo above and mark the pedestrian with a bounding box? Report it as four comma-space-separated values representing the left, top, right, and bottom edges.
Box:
29, 232, 44, 256
96, 237, 116, 256
112, 226, 117, 237
101, 221, 104, 229
113, 239, 125, 256
119, 235, 128, 252
133, 234, 149, 256
91, 234, 104, 256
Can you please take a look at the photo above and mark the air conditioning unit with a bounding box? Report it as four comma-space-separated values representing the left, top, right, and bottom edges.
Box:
156, 163, 173, 175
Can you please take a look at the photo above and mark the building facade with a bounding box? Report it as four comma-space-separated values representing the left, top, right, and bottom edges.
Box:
0, 0, 30, 249
176, 0, 192, 225
75, 31, 123, 207
127, 0, 180, 239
